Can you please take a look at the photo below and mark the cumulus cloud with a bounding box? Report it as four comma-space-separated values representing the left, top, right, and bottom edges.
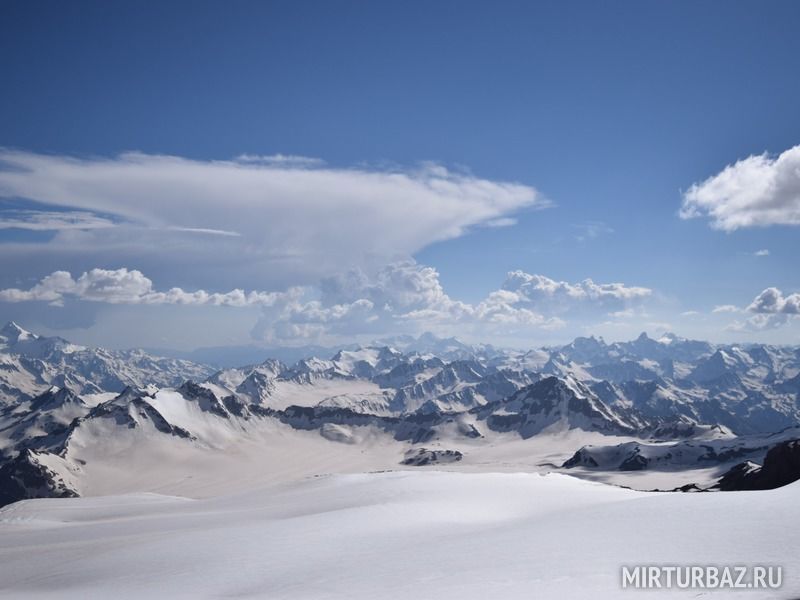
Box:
254, 262, 651, 342
754, 249, 770, 257
0, 262, 655, 343
318, 261, 456, 311
718, 287, 800, 332
680, 144, 800, 230
727, 313, 791, 332
254, 261, 479, 342
0, 150, 544, 288
0, 268, 294, 308
712, 304, 741, 314
746, 287, 800, 315
500, 271, 652, 314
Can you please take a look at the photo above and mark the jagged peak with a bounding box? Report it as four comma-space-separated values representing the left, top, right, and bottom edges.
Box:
29, 385, 85, 410
521, 375, 582, 399
0, 320, 36, 342
112, 385, 152, 403
257, 357, 285, 368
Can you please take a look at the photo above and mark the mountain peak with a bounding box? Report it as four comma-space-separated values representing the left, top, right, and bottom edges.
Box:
0, 321, 36, 343
418, 331, 448, 343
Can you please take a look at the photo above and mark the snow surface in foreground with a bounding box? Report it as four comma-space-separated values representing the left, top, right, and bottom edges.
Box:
1, 471, 797, 599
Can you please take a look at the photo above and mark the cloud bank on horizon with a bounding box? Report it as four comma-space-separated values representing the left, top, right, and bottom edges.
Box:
0, 263, 653, 343
0, 259, 795, 345
0, 145, 799, 348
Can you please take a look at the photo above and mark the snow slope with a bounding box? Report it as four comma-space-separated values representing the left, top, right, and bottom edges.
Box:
0, 471, 797, 599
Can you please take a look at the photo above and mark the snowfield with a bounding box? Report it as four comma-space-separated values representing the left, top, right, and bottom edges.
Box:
0, 470, 797, 599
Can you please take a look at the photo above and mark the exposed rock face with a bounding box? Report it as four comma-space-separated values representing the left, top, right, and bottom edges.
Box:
273, 405, 439, 444
562, 448, 598, 468
401, 448, 463, 466
559, 427, 800, 473
476, 376, 637, 438
86, 394, 195, 440
178, 381, 231, 417
715, 439, 800, 491
0, 449, 79, 505
619, 451, 648, 471
319, 423, 356, 444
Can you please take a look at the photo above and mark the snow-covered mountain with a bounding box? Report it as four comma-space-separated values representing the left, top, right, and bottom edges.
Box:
562, 425, 795, 472
1, 323, 800, 506
528, 333, 800, 434
0, 321, 215, 406
475, 376, 640, 438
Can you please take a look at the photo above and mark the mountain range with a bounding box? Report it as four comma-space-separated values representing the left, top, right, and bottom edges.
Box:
1, 321, 799, 505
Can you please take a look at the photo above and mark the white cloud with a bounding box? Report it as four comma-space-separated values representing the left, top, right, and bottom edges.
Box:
482, 217, 518, 228
746, 287, 800, 315
318, 261, 456, 311
712, 304, 741, 314
754, 249, 770, 257
645, 321, 673, 333
727, 313, 790, 332
681, 144, 800, 230
233, 153, 325, 167
0, 268, 294, 308
0, 208, 243, 237
254, 262, 650, 342
572, 220, 614, 242
253, 261, 479, 342
0, 150, 544, 287
165, 226, 242, 237
0, 210, 116, 231
718, 287, 800, 332
500, 271, 651, 314
0, 262, 655, 343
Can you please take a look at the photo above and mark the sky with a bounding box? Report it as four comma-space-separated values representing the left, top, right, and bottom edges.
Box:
0, 0, 799, 351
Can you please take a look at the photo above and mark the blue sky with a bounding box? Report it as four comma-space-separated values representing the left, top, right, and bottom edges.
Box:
1, 1, 799, 349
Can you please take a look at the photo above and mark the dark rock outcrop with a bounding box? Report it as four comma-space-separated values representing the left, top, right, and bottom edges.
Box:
715, 439, 800, 491
0, 449, 79, 506
401, 448, 463, 466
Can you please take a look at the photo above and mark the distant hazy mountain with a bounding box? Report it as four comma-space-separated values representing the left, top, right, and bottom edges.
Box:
0, 322, 214, 405
141, 342, 360, 369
